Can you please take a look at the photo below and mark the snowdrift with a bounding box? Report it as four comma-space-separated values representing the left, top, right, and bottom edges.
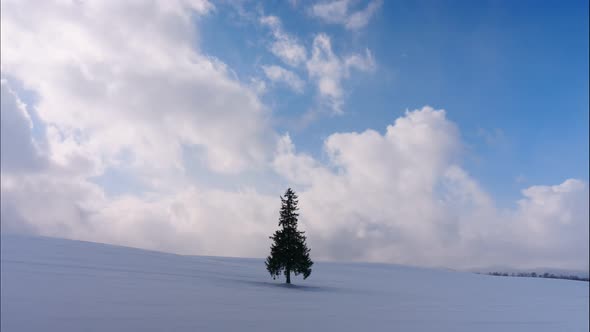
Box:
1, 234, 587, 331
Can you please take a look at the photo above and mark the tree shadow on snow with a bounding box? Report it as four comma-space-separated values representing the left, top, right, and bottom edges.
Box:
237, 280, 340, 292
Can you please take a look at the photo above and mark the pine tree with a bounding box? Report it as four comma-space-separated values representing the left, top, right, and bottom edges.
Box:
266, 188, 313, 284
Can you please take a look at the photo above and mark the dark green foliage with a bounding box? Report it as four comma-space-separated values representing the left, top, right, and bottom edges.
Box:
266, 188, 313, 284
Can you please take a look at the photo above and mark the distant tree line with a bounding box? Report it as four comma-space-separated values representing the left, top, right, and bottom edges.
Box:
480, 271, 589, 282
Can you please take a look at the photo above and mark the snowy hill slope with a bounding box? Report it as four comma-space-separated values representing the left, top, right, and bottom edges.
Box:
1, 234, 588, 332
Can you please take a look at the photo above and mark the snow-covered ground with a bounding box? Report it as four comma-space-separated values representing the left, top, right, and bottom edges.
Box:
1, 234, 588, 332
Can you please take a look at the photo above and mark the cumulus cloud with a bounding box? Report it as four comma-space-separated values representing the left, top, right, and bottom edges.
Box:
273, 107, 589, 269
514, 179, 589, 252
0, 0, 279, 258
260, 15, 307, 67
310, 0, 382, 30
261, 65, 305, 93
306, 34, 375, 113
1, 0, 275, 178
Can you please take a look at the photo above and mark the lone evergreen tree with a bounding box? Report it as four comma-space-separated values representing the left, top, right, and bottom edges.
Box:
266, 188, 313, 284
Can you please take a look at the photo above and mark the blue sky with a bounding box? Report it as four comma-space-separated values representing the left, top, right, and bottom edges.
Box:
1, 0, 588, 269
200, 0, 589, 206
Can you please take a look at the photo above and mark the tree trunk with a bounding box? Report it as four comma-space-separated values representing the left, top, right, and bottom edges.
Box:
286, 269, 291, 284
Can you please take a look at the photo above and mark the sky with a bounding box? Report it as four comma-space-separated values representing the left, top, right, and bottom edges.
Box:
1, 0, 588, 271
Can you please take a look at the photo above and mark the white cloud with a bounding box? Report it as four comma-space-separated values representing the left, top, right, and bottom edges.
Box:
2, 74, 279, 254
2, 99, 588, 269
306, 34, 375, 114
344, 49, 376, 73
516, 179, 588, 242
260, 15, 307, 67
310, 0, 382, 30
273, 107, 589, 269
310, 0, 349, 24
345, 0, 382, 30
1, 0, 275, 177
0, 172, 278, 257
261, 65, 305, 93
249, 77, 268, 95
0, 0, 280, 259
258, 16, 375, 113
259, 14, 375, 113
